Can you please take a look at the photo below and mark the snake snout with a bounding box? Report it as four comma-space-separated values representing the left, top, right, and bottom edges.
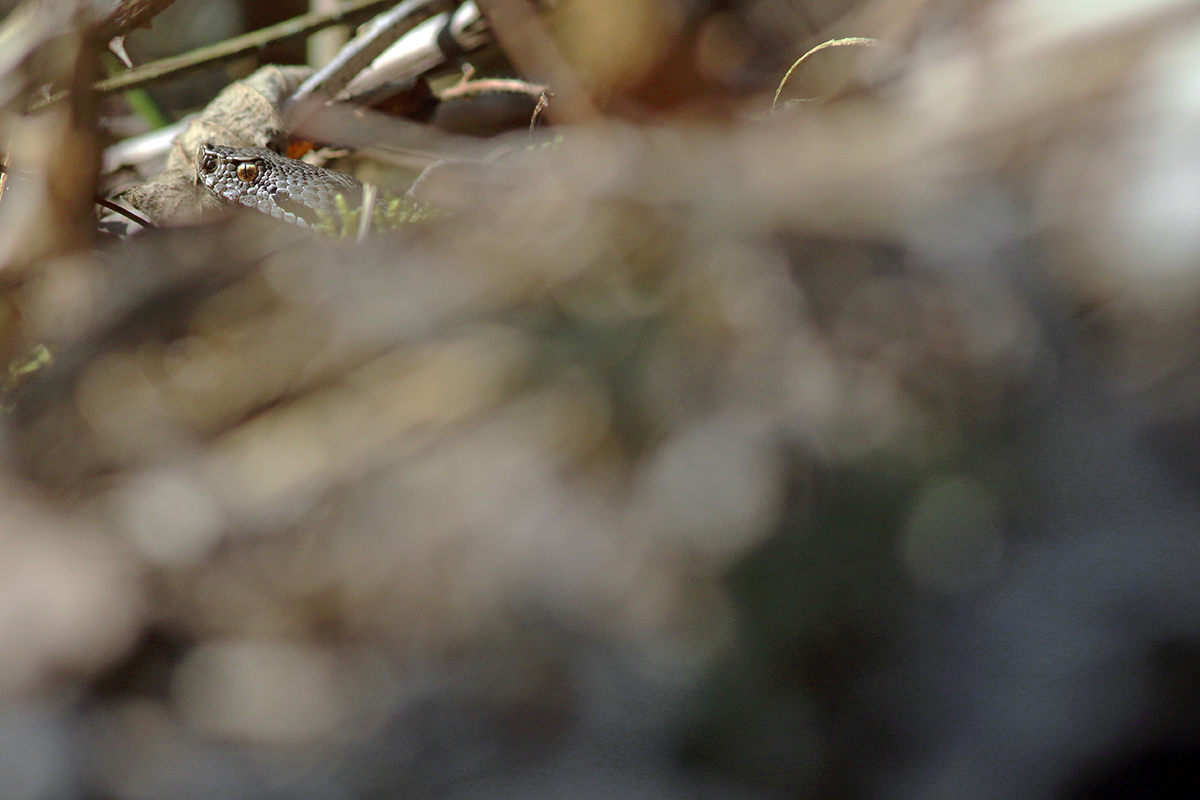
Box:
196, 144, 219, 176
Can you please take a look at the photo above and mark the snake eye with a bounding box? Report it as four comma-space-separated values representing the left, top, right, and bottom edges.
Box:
236, 162, 259, 183
199, 153, 217, 173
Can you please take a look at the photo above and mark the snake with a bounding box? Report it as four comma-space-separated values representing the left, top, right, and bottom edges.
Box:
195, 143, 369, 230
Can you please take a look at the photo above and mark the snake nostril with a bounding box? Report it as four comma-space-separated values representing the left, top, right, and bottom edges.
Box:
199, 153, 217, 173
236, 162, 260, 183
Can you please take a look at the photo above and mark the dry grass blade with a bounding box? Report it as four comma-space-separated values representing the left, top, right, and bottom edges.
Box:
771, 36, 878, 109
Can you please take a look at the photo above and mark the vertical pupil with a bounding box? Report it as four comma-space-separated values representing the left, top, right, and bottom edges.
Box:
237, 163, 259, 182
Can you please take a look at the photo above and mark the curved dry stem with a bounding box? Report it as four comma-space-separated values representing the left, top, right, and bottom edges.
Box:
771, 36, 878, 111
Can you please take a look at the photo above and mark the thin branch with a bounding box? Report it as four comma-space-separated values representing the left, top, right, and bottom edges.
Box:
94, 196, 156, 229
438, 77, 548, 102
93, 0, 403, 96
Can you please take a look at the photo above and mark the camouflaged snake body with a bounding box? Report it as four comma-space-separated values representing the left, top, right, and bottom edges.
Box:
195, 143, 367, 229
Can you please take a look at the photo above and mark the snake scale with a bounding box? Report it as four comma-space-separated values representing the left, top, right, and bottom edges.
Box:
195, 143, 371, 230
